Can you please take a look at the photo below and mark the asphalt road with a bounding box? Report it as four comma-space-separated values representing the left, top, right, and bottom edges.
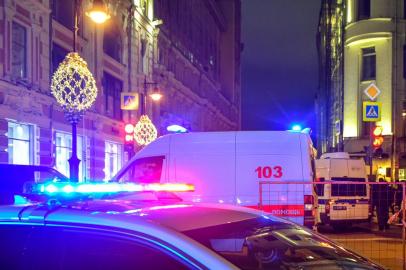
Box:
318, 223, 404, 270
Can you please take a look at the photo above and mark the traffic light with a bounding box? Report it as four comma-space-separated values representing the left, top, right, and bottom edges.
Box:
124, 123, 134, 153
372, 125, 383, 157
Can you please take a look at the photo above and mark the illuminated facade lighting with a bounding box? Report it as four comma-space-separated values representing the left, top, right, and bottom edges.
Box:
134, 115, 158, 146
51, 52, 98, 113
345, 35, 390, 47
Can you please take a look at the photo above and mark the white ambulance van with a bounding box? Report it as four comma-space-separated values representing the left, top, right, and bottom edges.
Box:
112, 131, 317, 226
315, 152, 371, 228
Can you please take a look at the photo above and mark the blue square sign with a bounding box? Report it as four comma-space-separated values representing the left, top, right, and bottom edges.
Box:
363, 101, 381, 122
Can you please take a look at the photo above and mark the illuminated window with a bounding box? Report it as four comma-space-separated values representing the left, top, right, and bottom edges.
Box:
357, 0, 370, 20
7, 122, 33, 165
55, 132, 86, 181
12, 22, 27, 79
140, 0, 148, 16
361, 47, 375, 81
104, 141, 123, 181
102, 72, 123, 120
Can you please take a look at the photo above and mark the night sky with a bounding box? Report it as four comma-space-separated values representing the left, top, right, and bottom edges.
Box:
241, 0, 321, 132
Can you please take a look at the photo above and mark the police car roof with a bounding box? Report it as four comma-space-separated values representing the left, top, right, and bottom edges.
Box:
1, 200, 257, 270
0, 199, 286, 231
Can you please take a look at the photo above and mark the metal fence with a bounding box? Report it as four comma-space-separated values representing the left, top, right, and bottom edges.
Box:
259, 181, 406, 270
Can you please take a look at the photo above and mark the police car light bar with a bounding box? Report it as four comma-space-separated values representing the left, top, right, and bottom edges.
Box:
32, 182, 195, 195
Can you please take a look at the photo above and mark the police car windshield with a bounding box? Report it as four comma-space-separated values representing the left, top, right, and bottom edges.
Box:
184, 217, 382, 270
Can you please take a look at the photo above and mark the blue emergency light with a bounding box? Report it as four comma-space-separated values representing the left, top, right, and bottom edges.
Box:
31, 182, 195, 196
291, 125, 302, 131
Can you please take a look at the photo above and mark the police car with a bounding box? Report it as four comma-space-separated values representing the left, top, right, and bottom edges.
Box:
0, 181, 384, 269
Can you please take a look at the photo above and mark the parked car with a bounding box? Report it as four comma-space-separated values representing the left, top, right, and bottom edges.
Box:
0, 164, 68, 204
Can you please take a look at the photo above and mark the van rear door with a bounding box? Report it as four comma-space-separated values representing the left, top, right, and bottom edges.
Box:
329, 159, 369, 222
235, 132, 308, 225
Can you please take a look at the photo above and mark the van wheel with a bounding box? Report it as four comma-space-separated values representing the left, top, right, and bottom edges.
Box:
254, 249, 279, 264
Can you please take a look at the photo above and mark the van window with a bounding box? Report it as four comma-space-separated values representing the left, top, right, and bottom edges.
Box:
331, 177, 367, 197
118, 156, 164, 183
34, 169, 67, 183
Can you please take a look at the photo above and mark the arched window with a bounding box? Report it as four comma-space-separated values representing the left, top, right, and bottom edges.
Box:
103, 22, 122, 62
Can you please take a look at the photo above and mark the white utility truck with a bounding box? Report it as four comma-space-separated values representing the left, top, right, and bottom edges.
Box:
315, 152, 371, 228
112, 131, 317, 226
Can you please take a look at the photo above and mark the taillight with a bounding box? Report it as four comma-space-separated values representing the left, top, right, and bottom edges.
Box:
304, 195, 314, 212
304, 195, 315, 229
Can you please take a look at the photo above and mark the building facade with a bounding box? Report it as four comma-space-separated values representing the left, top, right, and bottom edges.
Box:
316, 0, 345, 154
317, 0, 406, 179
0, 0, 241, 181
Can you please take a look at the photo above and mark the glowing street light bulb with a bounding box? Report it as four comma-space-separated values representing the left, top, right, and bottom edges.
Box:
149, 86, 163, 101
86, 0, 111, 24
150, 92, 163, 101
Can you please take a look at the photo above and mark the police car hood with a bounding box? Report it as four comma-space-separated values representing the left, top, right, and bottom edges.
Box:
64, 199, 292, 232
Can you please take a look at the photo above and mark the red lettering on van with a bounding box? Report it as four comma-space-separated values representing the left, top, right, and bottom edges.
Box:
247, 205, 304, 216
255, 166, 283, 179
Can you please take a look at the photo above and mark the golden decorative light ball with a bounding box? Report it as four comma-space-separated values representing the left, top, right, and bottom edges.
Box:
134, 115, 158, 146
51, 52, 98, 113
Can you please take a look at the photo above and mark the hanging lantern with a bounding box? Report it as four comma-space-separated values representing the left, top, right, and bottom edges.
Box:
134, 115, 158, 145
51, 52, 98, 113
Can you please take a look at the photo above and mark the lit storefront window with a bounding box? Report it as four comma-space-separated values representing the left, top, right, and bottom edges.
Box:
104, 141, 122, 181
7, 122, 33, 165
55, 132, 86, 181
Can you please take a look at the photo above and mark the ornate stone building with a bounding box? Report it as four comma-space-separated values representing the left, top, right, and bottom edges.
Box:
0, 0, 241, 181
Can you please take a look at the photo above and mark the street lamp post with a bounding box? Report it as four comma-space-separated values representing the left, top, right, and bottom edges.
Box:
68, 0, 81, 182
141, 76, 162, 114
51, 0, 109, 181
133, 76, 162, 146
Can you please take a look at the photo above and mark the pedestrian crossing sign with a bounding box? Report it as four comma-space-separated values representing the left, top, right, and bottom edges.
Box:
121, 93, 139, 110
363, 101, 381, 122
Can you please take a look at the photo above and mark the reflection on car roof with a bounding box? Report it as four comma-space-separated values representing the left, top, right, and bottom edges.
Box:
55, 200, 289, 232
